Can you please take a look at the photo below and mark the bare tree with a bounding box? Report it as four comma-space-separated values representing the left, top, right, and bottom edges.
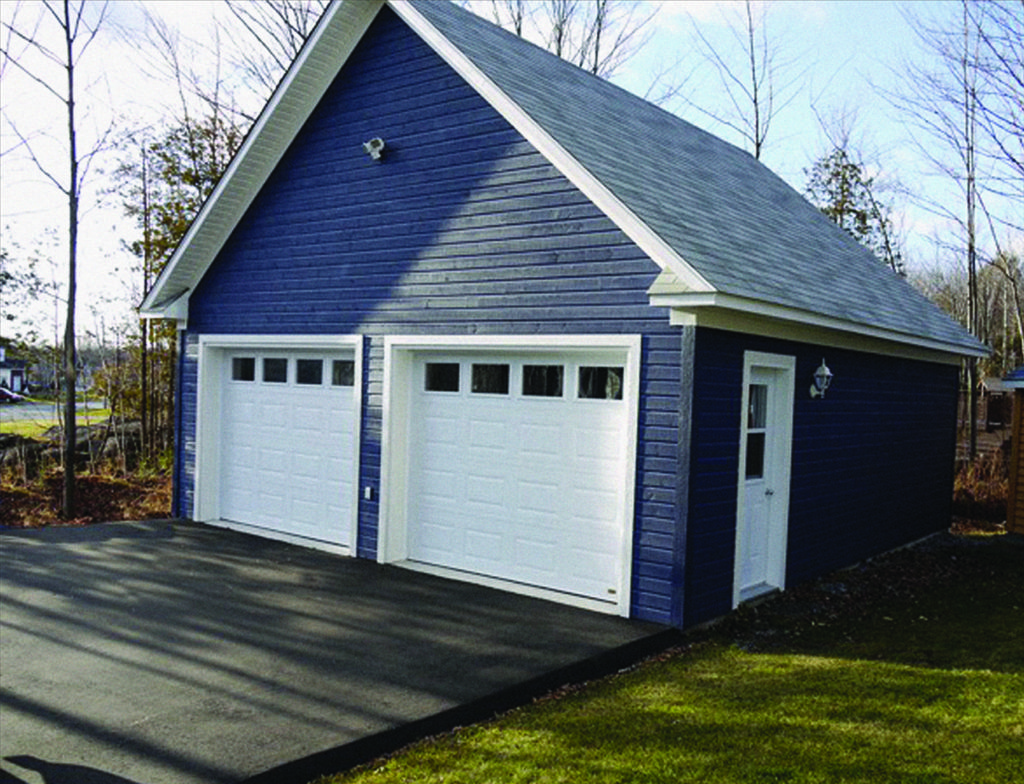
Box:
488, 0, 532, 37
1, 0, 112, 517
888, 0, 1023, 458
971, 0, 1023, 226
222, 0, 329, 110
473, 0, 655, 79
679, 0, 806, 160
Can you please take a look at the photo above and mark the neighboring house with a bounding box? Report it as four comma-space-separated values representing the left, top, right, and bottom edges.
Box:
980, 376, 1011, 431
0, 348, 27, 394
141, 0, 985, 628
1002, 367, 1024, 535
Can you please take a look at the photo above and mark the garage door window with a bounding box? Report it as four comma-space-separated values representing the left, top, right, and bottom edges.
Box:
232, 357, 256, 382
297, 359, 323, 385
523, 365, 563, 397
332, 359, 355, 387
263, 358, 288, 383
579, 366, 624, 400
425, 362, 460, 392
471, 363, 509, 395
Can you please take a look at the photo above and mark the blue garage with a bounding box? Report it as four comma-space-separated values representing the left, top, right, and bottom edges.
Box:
141, 0, 984, 628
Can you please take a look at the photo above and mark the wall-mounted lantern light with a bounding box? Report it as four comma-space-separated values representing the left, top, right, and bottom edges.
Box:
810, 358, 833, 399
363, 137, 386, 161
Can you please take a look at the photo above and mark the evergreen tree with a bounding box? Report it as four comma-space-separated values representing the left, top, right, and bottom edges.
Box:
804, 148, 905, 276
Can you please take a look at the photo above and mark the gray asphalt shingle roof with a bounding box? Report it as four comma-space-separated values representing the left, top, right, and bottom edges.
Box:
410, 0, 984, 354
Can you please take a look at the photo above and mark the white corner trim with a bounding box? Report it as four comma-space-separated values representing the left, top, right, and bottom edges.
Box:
387, 0, 713, 296
378, 333, 641, 618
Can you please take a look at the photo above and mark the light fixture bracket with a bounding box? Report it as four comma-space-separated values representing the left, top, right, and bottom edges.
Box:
363, 137, 386, 161
810, 358, 833, 399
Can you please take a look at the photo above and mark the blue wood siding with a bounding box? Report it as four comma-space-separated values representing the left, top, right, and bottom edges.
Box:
684, 327, 959, 627
178, 7, 682, 624
177, 332, 199, 520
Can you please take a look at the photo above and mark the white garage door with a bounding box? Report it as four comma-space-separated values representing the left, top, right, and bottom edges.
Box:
407, 351, 633, 603
219, 350, 356, 546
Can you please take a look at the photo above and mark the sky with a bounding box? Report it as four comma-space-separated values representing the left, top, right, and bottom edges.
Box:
1, 0, 1017, 345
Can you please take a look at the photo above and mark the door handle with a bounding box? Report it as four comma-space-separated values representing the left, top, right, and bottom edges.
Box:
765, 489, 775, 497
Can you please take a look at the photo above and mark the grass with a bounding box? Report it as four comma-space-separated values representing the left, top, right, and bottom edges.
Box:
0, 405, 112, 438
316, 534, 1024, 784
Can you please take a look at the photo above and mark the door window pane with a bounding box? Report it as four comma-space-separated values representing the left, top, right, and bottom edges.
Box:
425, 362, 460, 392
746, 432, 766, 479
296, 359, 323, 385
748, 384, 768, 429
231, 357, 255, 381
263, 358, 288, 383
579, 366, 624, 400
332, 359, 355, 387
471, 363, 509, 395
522, 365, 563, 397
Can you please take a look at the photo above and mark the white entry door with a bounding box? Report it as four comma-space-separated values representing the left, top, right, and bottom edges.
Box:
736, 354, 795, 604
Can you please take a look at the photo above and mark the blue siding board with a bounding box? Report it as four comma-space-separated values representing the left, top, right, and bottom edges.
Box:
683, 327, 959, 627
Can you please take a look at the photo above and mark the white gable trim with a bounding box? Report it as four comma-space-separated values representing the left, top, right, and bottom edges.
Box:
140, 0, 386, 317
387, 0, 714, 295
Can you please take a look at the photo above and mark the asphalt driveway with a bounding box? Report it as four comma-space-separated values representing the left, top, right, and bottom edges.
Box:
0, 520, 669, 784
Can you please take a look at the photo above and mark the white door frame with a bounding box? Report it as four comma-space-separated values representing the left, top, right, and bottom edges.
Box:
193, 333, 363, 554
379, 334, 641, 616
733, 351, 796, 607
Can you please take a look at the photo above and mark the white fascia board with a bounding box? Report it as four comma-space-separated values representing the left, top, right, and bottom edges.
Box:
652, 290, 986, 363
140, 0, 385, 315
388, 0, 713, 296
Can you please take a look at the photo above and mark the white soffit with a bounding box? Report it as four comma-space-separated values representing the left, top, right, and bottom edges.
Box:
140, 0, 385, 317
652, 286, 983, 363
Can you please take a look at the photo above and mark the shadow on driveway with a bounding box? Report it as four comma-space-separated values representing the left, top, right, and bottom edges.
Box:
1, 520, 670, 783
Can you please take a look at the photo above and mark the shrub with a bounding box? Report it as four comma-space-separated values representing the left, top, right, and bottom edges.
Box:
952, 448, 1008, 523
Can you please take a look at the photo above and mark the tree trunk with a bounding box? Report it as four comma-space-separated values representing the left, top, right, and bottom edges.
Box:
61, 0, 78, 518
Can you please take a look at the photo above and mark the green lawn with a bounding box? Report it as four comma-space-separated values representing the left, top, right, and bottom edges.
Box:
317, 534, 1024, 784
0, 405, 111, 439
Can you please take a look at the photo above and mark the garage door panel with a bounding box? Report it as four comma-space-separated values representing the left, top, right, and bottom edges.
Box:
415, 522, 459, 560
219, 349, 356, 546
422, 414, 461, 445
407, 350, 631, 604
514, 536, 558, 567
258, 447, 289, 473
519, 425, 562, 456
517, 480, 561, 512
468, 418, 509, 449
291, 454, 321, 480
465, 529, 506, 561
466, 475, 507, 505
